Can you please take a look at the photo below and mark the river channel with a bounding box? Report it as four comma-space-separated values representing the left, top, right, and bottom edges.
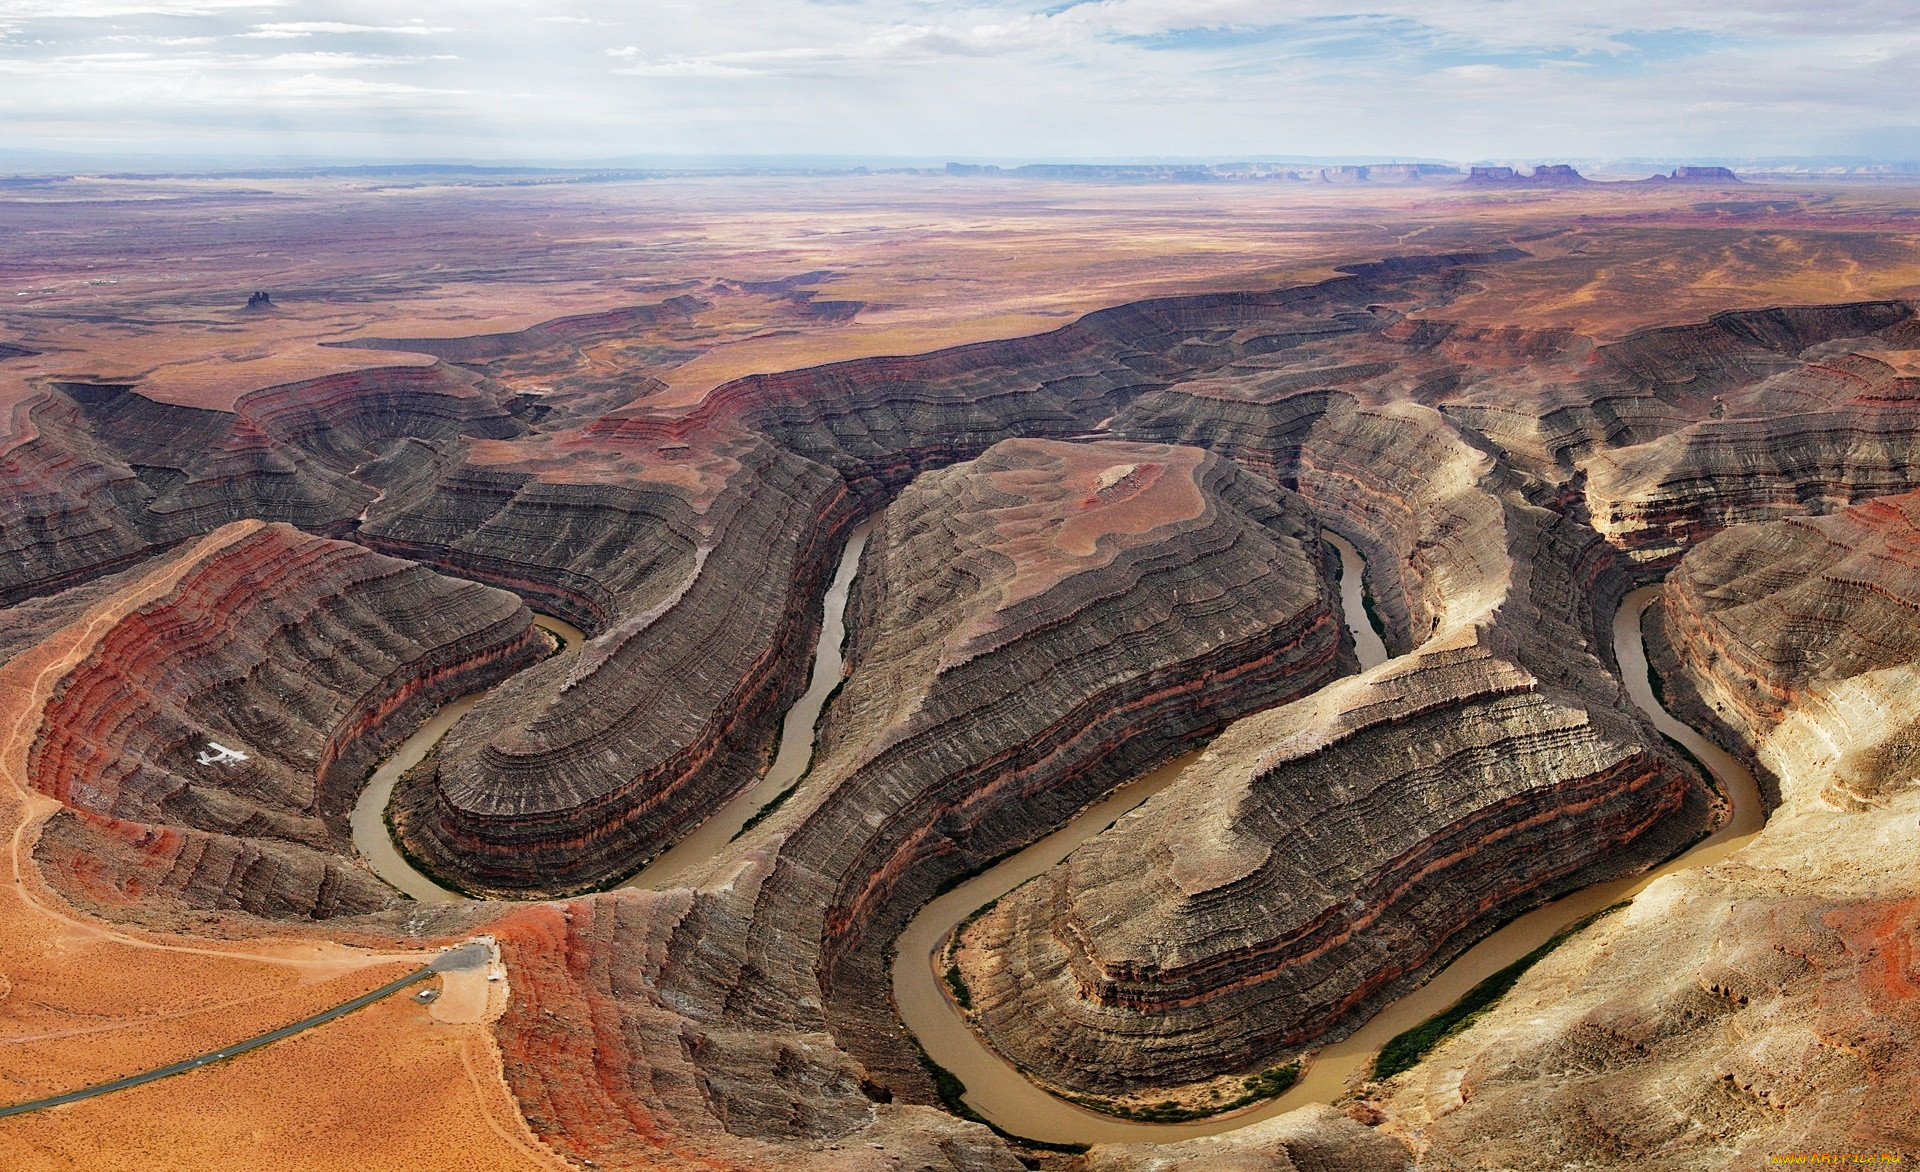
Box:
885, 579, 1767, 1145
352, 521, 1765, 1149
350, 523, 872, 900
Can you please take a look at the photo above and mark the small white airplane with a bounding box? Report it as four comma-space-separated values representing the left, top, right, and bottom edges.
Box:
196, 742, 250, 766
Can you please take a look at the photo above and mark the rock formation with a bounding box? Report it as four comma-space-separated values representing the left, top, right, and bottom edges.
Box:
1646, 165, 1743, 183
1656, 489, 1920, 808
1369, 492, 1920, 1166
388, 432, 855, 894
1466, 164, 1590, 187
6, 238, 1920, 1167
953, 402, 1709, 1102
1084, 1104, 1412, 1171
475, 434, 1346, 1165
27, 520, 545, 921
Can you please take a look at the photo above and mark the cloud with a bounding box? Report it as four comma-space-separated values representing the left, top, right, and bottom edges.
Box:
239, 22, 452, 40
263, 71, 461, 97
0, 0, 1916, 160
0, 0, 282, 15
251, 51, 454, 69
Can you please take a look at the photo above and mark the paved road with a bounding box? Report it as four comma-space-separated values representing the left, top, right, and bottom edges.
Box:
0, 942, 490, 1119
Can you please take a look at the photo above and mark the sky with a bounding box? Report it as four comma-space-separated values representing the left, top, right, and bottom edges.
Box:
1, 0, 1917, 164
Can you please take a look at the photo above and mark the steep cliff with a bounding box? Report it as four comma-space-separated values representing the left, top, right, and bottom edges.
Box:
954, 405, 1707, 1101
1369, 494, 1920, 1167
475, 436, 1347, 1163
25, 521, 544, 921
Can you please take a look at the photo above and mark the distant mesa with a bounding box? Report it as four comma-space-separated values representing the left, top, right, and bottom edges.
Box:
1465, 164, 1591, 187
947, 160, 1462, 183
244, 290, 273, 310
1646, 165, 1742, 184
1318, 163, 1459, 184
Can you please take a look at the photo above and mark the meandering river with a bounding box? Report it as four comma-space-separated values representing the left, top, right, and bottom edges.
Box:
885, 581, 1767, 1145
350, 523, 872, 900
353, 522, 1765, 1150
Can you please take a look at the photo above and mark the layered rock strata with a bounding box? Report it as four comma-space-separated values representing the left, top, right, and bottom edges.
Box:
954, 404, 1707, 1097
25, 520, 543, 920
373, 251, 1516, 892
479, 437, 1348, 1161
10, 251, 1920, 1164
0, 365, 525, 605
25, 255, 1901, 911
1655, 489, 1920, 808
388, 434, 854, 893
1084, 1104, 1413, 1171
1371, 493, 1920, 1167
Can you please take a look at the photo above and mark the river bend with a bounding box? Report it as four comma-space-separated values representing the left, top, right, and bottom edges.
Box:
351, 523, 1764, 1150
885, 581, 1765, 1145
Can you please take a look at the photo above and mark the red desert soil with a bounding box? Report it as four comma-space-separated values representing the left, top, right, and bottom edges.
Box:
7, 175, 1920, 430
0, 523, 564, 1171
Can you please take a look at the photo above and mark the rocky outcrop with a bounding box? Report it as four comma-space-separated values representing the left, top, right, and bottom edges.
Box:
803, 440, 1347, 1084
25, 521, 544, 920
16, 244, 1920, 1166
389, 434, 854, 894
1085, 1104, 1412, 1171
1657, 489, 1920, 808
0, 365, 526, 604
484, 898, 1025, 1172
953, 405, 1706, 1100
472, 436, 1348, 1158
369, 250, 1520, 894
1370, 499, 1920, 1166
1465, 165, 1590, 187
1645, 166, 1742, 184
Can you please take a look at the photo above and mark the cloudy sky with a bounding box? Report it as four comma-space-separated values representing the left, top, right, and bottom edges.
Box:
2, 0, 1915, 163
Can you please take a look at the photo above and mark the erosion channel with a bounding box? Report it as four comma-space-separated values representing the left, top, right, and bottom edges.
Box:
350, 522, 873, 900
352, 511, 1763, 1150
888, 580, 1767, 1146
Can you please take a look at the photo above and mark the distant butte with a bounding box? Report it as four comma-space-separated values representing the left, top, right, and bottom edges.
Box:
1466, 163, 1592, 186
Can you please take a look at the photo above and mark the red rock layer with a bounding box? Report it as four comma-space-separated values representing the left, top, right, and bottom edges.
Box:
486, 897, 1022, 1171
1657, 489, 1920, 806
390, 436, 856, 893
26, 521, 543, 919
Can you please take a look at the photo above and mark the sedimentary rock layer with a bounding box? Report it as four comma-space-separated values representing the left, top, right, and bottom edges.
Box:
1371, 493, 1920, 1168
0, 364, 525, 605
378, 251, 1513, 893
1084, 1103, 1413, 1171
1657, 488, 1920, 810
954, 401, 1706, 1097
389, 434, 854, 893
805, 439, 1348, 1083
478, 436, 1347, 1161
26, 520, 543, 920
17, 255, 1907, 914
10, 246, 1920, 1164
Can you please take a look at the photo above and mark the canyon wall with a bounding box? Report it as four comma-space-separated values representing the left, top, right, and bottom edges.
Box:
26, 521, 544, 921
953, 401, 1708, 1101
476, 435, 1350, 1164
1370, 491, 1920, 1167
6, 247, 1920, 1166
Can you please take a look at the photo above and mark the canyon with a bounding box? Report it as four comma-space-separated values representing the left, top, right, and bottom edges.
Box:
1, 174, 1917, 1170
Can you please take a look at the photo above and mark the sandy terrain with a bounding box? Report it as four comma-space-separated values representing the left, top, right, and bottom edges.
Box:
7, 174, 1920, 433
0, 523, 562, 1171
